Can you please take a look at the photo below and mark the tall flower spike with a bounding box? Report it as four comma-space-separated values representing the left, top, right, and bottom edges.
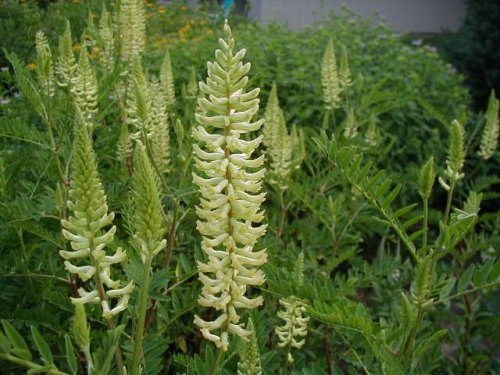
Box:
365, 114, 380, 145
116, 120, 132, 163
35, 31, 55, 97
60, 116, 133, 318
237, 318, 262, 375
269, 110, 293, 189
262, 82, 279, 153
160, 50, 176, 106
478, 90, 499, 160
71, 46, 98, 123
439, 120, 465, 191
263, 83, 293, 189
118, 0, 146, 60
290, 124, 306, 170
275, 253, 310, 363
192, 20, 268, 351
187, 66, 199, 98
98, 6, 115, 73
149, 77, 171, 174
339, 45, 352, 89
129, 141, 167, 263
56, 22, 77, 88
321, 38, 341, 111
343, 108, 358, 138
125, 57, 152, 142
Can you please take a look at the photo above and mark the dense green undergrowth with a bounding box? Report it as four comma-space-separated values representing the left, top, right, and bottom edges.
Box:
0, 1, 498, 374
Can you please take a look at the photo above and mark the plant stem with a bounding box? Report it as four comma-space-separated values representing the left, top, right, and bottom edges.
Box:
277, 189, 287, 240
422, 198, 429, 248
0, 353, 69, 375
209, 348, 224, 375
401, 305, 425, 368
443, 181, 455, 225
130, 256, 153, 375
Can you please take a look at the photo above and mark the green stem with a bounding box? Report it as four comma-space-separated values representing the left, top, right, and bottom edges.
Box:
443, 181, 456, 225
82, 346, 93, 375
208, 348, 224, 375
422, 198, 429, 248
401, 305, 425, 368
130, 256, 153, 375
277, 189, 287, 240
0, 353, 69, 375
433, 280, 500, 306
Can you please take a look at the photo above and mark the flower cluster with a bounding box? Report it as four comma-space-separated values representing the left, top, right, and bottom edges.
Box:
439, 120, 465, 190
35, 31, 55, 97
119, 0, 146, 60
98, 7, 115, 73
478, 90, 499, 160
71, 46, 98, 123
192, 20, 268, 351
321, 39, 351, 112
56, 22, 77, 88
275, 253, 309, 363
60, 118, 133, 319
160, 50, 176, 106
237, 318, 262, 375
262, 83, 292, 189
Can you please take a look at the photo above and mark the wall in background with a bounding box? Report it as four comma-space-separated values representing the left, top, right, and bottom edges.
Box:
247, 0, 466, 33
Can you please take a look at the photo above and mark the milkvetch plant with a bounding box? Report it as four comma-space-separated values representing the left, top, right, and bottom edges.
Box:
60, 116, 133, 319
478, 90, 499, 160
0, 2, 499, 375
192, 20, 268, 353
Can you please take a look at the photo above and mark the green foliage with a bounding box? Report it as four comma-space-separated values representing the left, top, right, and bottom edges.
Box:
0, 2, 498, 375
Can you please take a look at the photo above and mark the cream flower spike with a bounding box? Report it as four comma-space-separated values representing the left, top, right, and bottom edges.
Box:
237, 318, 262, 375
478, 90, 499, 160
160, 50, 176, 106
149, 77, 171, 174
193, 20, 268, 351
71, 46, 98, 123
61, 116, 133, 319
35, 31, 55, 97
269, 109, 293, 189
321, 38, 341, 111
98, 6, 115, 73
125, 57, 152, 142
118, 0, 146, 60
275, 253, 310, 363
56, 22, 77, 88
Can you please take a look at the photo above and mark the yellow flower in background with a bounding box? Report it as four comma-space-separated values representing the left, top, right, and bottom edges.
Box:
158, 6, 166, 13
27, 62, 37, 71
73, 43, 82, 52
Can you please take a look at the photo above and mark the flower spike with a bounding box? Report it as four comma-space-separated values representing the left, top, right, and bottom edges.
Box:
193, 20, 268, 351
61, 116, 132, 318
